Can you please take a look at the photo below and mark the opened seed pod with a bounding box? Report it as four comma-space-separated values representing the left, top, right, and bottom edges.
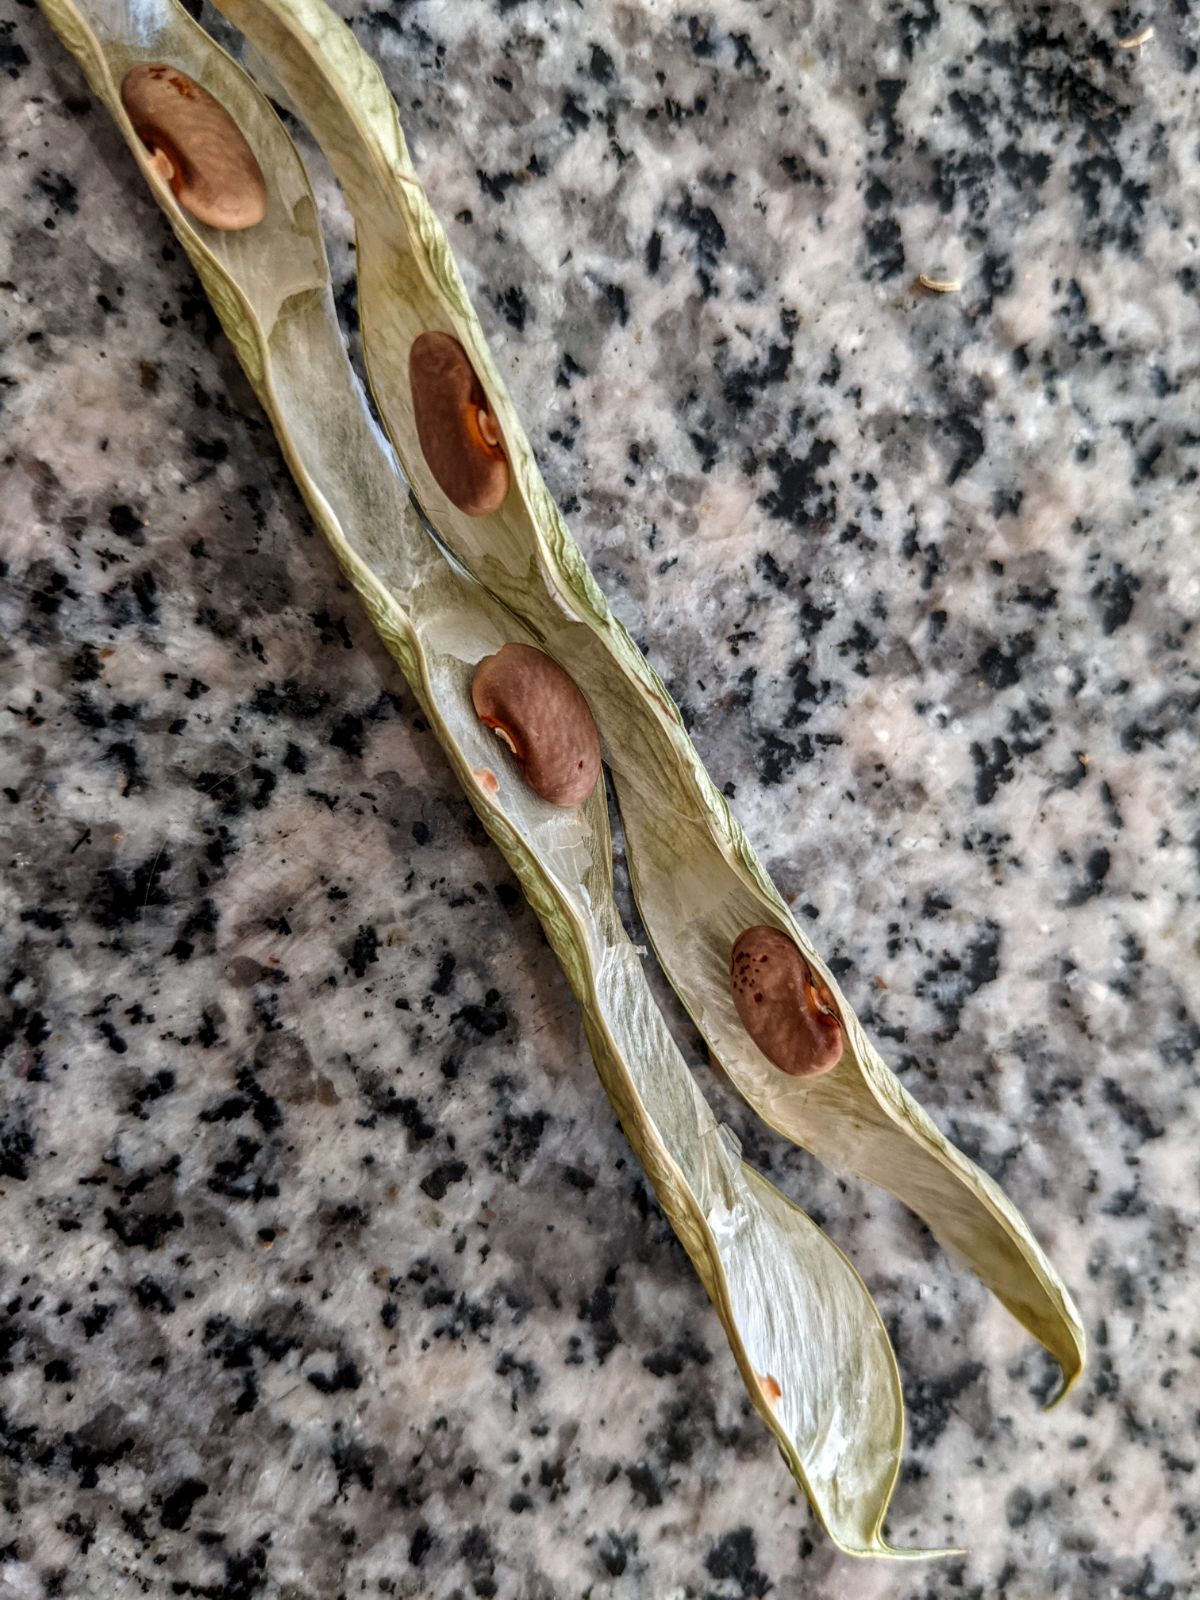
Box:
209, 0, 1084, 1402
36, 0, 955, 1558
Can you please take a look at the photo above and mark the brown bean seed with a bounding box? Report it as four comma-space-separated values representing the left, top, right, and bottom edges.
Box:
471, 643, 600, 808
410, 332, 510, 517
120, 64, 266, 231
730, 926, 843, 1078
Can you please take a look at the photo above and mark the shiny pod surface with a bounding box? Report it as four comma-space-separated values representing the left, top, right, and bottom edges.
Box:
472, 643, 601, 808
120, 62, 266, 229
731, 926, 843, 1078
410, 331, 509, 517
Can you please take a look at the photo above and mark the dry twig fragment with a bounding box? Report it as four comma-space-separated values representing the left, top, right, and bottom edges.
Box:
917, 272, 962, 294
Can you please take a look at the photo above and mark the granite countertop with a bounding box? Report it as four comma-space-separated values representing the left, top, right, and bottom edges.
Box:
3, 0, 1198, 1595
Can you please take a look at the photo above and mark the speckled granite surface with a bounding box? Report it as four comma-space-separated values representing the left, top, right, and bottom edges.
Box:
3, 0, 1199, 1595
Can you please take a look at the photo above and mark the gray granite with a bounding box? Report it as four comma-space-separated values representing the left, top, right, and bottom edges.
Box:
2, 0, 1199, 1595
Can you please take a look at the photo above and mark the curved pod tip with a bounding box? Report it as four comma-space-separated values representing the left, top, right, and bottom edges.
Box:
731, 926, 843, 1078
410, 331, 510, 517
1043, 1334, 1087, 1409
120, 64, 267, 230
471, 643, 601, 808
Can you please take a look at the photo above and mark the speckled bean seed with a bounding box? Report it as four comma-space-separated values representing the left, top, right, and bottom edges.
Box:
120, 64, 266, 230
730, 926, 843, 1078
471, 643, 601, 808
